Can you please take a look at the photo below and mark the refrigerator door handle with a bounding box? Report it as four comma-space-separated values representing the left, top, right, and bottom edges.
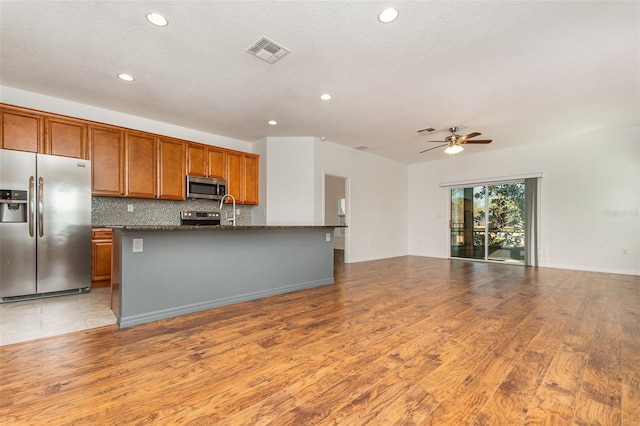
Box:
28, 176, 35, 237
38, 176, 44, 238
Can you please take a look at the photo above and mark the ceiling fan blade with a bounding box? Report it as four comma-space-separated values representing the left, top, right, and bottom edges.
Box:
457, 132, 481, 142
420, 144, 446, 153
462, 139, 492, 144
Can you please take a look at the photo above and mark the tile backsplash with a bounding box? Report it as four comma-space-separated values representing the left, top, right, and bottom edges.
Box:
92, 197, 253, 226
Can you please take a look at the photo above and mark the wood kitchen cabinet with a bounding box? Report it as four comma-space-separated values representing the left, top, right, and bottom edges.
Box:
207, 147, 226, 179
226, 151, 259, 205
90, 125, 125, 196
44, 116, 88, 159
0, 106, 44, 153
125, 131, 157, 198
2, 104, 260, 203
186, 143, 226, 179
186, 143, 206, 177
157, 137, 185, 200
91, 228, 113, 287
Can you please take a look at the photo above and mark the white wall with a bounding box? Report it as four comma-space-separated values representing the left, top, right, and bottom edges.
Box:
251, 138, 268, 225
315, 140, 409, 263
0, 86, 252, 152
262, 137, 316, 225
408, 125, 640, 275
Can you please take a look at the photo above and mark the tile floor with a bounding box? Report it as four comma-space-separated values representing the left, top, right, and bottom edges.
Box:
0, 287, 116, 346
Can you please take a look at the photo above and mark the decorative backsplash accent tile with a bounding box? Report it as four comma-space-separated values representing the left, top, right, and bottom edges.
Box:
92, 197, 253, 226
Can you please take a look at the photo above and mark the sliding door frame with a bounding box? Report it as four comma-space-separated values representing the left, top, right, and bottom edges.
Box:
442, 173, 542, 266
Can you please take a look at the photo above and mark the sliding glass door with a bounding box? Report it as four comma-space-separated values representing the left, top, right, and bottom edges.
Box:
450, 182, 525, 263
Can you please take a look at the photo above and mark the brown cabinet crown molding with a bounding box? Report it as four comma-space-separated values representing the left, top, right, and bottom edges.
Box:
0, 103, 259, 204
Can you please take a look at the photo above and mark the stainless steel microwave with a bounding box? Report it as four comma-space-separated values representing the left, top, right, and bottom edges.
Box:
186, 176, 227, 200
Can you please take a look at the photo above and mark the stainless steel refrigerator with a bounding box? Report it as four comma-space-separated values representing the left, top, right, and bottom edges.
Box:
0, 149, 92, 301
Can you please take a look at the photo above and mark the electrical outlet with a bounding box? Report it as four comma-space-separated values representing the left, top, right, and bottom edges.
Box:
622, 248, 628, 255
127, 204, 134, 212
326, 233, 331, 242
133, 238, 143, 252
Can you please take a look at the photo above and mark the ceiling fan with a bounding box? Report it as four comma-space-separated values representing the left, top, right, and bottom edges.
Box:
419, 126, 492, 154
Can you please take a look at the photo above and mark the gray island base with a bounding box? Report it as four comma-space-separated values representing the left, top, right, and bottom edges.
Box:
110, 225, 336, 328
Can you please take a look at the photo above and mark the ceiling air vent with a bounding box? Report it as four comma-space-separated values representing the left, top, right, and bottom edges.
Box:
247, 37, 290, 64
354, 145, 370, 150
417, 127, 437, 133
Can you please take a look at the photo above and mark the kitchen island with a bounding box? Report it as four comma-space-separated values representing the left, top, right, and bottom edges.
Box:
110, 225, 336, 328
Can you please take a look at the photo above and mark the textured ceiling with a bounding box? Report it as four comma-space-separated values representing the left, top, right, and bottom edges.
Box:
1, 1, 638, 164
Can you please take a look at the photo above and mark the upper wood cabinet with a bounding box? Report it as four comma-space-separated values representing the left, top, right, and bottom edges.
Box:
186, 143, 226, 179
44, 116, 87, 159
1, 104, 259, 203
226, 151, 259, 205
207, 147, 226, 179
0, 107, 44, 153
186, 143, 206, 177
157, 137, 186, 200
125, 132, 157, 198
243, 154, 259, 205
90, 125, 124, 196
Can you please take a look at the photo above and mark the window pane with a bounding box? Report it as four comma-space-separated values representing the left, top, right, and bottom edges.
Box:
451, 186, 485, 259
487, 183, 525, 263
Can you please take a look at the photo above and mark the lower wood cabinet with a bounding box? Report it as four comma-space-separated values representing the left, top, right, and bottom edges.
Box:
91, 228, 113, 288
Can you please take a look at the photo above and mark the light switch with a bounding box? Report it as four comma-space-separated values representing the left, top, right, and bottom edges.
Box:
326, 233, 331, 242
133, 238, 143, 252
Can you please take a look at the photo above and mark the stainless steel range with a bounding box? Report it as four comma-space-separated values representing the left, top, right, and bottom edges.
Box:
180, 210, 221, 226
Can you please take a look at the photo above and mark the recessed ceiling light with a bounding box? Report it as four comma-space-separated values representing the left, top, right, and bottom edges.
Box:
320, 93, 332, 101
378, 8, 399, 23
117, 73, 135, 82
146, 12, 168, 27
268, 120, 278, 126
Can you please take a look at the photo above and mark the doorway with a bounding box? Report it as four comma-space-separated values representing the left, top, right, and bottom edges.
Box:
450, 181, 525, 264
324, 174, 349, 263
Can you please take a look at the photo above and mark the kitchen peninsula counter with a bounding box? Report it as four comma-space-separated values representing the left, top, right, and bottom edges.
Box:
110, 224, 336, 231
110, 225, 337, 328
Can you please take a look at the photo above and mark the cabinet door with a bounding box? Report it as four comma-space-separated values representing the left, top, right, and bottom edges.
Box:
226, 151, 243, 202
92, 240, 113, 282
126, 132, 156, 198
207, 147, 226, 179
0, 108, 44, 152
243, 154, 259, 205
158, 137, 186, 200
45, 116, 87, 159
89, 126, 124, 196
186, 143, 206, 177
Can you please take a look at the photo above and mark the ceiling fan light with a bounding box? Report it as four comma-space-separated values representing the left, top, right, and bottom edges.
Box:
444, 144, 463, 155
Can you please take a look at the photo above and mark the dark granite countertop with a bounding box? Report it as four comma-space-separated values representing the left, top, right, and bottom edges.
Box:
106, 225, 341, 231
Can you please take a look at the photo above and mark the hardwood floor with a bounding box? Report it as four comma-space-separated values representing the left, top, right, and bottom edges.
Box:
1, 255, 638, 425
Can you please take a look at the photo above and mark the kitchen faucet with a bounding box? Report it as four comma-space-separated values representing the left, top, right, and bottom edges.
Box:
219, 194, 236, 226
